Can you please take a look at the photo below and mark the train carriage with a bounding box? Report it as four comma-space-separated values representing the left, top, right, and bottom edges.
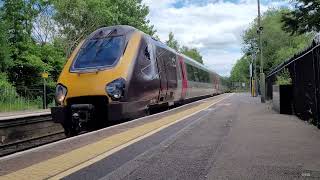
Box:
51, 25, 222, 135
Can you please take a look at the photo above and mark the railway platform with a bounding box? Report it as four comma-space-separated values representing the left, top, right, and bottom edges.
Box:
0, 109, 50, 119
1, 93, 320, 179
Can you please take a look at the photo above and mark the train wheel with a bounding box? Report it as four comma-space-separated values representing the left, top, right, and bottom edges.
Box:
145, 108, 150, 116
62, 123, 79, 137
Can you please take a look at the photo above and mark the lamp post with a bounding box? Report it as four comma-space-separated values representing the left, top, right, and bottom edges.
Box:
257, 0, 265, 103
253, 53, 257, 97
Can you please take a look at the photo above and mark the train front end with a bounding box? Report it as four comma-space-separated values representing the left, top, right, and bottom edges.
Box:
51, 26, 141, 135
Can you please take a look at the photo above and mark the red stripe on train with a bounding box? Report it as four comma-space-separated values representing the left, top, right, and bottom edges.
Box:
178, 56, 188, 98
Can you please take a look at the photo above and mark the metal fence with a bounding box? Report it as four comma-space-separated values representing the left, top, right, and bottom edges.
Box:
266, 35, 320, 127
229, 82, 249, 92
0, 86, 55, 112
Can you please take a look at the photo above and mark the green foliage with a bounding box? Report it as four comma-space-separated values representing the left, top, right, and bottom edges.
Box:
38, 42, 66, 81
166, 32, 180, 51
276, 69, 292, 85
53, 0, 155, 56
230, 8, 313, 84
0, 0, 63, 91
0, 17, 11, 72
165, 32, 204, 64
180, 46, 204, 64
282, 0, 320, 35
242, 9, 312, 73
0, 73, 15, 99
220, 76, 232, 92
0, 0, 156, 111
230, 56, 250, 83
0, 73, 41, 112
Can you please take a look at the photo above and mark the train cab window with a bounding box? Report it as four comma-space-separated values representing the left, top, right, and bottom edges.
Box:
144, 47, 151, 60
71, 35, 125, 71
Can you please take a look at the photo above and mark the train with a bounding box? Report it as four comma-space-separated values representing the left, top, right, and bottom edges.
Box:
51, 25, 224, 136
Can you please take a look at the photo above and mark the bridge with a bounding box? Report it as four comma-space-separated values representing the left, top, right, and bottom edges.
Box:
1, 93, 320, 179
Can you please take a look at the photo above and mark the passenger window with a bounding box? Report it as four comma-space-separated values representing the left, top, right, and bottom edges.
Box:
186, 64, 194, 81
193, 67, 199, 82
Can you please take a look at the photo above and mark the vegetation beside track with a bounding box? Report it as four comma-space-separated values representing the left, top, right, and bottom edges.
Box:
230, 7, 314, 84
0, 0, 209, 112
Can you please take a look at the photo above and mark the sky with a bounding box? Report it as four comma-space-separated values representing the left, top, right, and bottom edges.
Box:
143, 0, 289, 76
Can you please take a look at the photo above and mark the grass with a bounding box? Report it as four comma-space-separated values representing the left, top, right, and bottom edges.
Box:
0, 97, 43, 112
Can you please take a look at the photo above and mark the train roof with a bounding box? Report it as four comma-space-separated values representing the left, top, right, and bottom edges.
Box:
146, 32, 219, 76
93, 25, 220, 77
88, 25, 136, 39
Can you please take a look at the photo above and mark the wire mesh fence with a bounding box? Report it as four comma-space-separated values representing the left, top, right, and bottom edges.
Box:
0, 86, 55, 112
230, 82, 249, 92
266, 35, 320, 127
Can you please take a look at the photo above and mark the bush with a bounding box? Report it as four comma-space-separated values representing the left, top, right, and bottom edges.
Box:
276, 70, 292, 85
0, 73, 42, 112
0, 73, 18, 102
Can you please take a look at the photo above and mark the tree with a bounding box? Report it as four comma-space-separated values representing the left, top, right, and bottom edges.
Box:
1, 0, 46, 86
165, 32, 204, 64
1, 0, 41, 57
166, 32, 180, 51
242, 9, 312, 74
282, 0, 320, 35
53, 0, 155, 56
0, 13, 11, 72
180, 46, 204, 64
0, 0, 65, 97
32, 3, 59, 44
230, 56, 250, 83
230, 9, 312, 84
0, 0, 157, 108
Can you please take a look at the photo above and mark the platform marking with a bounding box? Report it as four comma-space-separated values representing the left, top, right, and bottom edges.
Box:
0, 94, 233, 180
0, 94, 225, 162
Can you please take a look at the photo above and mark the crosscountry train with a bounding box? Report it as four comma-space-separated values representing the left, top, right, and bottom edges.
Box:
51, 25, 223, 135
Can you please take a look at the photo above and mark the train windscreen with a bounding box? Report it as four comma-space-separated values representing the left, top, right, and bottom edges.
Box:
71, 36, 125, 71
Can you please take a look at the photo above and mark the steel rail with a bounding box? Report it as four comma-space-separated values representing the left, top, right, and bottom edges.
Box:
0, 112, 66, 157
0, 131, 65, 157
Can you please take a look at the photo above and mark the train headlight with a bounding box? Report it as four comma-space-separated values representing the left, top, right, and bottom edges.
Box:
106, 78, 126, 100
55, 84, 67, 105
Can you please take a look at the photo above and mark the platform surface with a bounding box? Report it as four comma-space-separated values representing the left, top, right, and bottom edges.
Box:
1, 93, 320, 180
0, 109, 50, 120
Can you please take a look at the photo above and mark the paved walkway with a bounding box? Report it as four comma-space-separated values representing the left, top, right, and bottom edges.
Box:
98, 93, 320, 180
2, 93, 320, 180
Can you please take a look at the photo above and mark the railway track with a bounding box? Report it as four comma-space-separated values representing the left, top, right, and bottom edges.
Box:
0, 113, 66, 157
0, 95, 216, 157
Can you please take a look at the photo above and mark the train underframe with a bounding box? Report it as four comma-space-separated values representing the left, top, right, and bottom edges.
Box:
51, 93, 219, 136
51, 96, 151, 136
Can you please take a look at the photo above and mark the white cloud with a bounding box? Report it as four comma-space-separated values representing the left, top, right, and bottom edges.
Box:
143, 0, 283, 76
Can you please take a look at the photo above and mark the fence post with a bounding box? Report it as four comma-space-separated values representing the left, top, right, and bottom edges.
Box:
43, 77, 47, 109
42, 72, 49, 109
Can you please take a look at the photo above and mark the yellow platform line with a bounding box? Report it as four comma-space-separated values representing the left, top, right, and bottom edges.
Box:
1, 94, 233, 180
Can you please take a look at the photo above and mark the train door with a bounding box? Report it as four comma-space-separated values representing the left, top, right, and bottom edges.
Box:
126, 36, 159, 103
178, 56, 188, 99
155, 46, 168, 102
165, 50, 178, 102
212, 73, 218, 94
